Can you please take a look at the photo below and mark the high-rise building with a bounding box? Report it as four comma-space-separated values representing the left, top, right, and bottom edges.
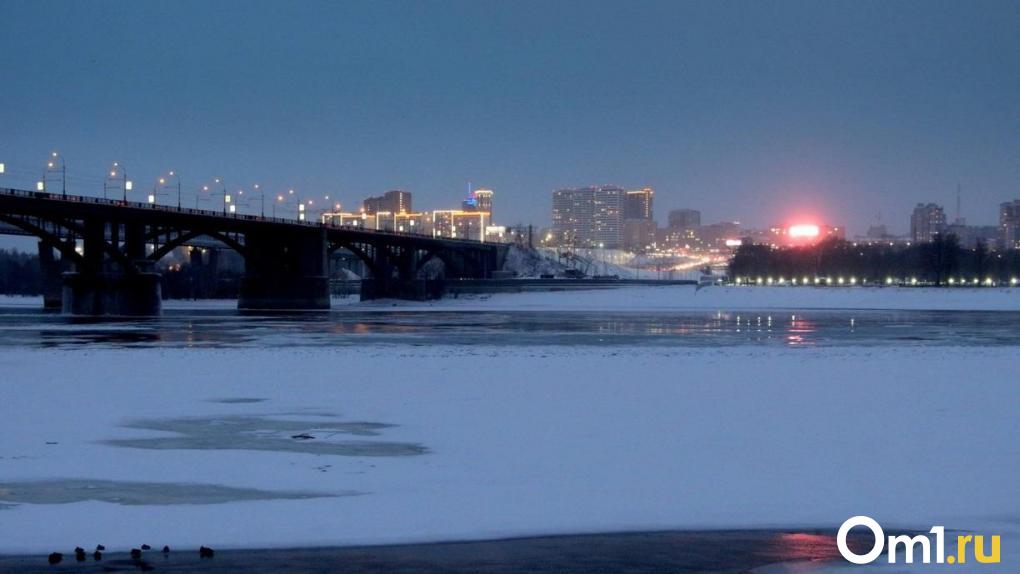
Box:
551, 185, 625, 248
910, 203, 946, 243
623, 218, 657, 252
363, 189, 412, 214
1001, 200, 1020, 250
624, 188, 654, 220
668, 209, 701, 230
473, 189, 494, 218
461, 189, 494, 220
432, 210, 488, 241
394, 212, 427, 234
947, 223, 1000, 249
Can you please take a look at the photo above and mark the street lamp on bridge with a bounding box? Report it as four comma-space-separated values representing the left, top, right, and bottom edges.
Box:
250, 183, 266, 217
39, 152, 66, 197
214, 178, 229, 215
104, 162, 133, 201
273, 193, 285, 218
197, 184, 210, 209
154, 170, 182, 209
150, 172, 179, 206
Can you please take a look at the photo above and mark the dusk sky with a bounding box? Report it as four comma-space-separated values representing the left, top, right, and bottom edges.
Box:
2, 0, 1019, 237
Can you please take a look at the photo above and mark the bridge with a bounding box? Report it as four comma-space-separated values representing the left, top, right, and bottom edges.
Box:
0, 187, 508, 315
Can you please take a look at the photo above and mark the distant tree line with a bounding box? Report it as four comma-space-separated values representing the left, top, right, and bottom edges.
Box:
0, 250, 242, 298
729, 235, 1020, 286
159, 262, 242, 299
0, 249, 42, 295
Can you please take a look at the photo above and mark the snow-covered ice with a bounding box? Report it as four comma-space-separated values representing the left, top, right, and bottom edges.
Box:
0, 344, 1017, 570
0, 288, 1018, 572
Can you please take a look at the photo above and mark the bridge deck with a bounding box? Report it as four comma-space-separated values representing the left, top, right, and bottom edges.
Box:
0, 187, 496, 250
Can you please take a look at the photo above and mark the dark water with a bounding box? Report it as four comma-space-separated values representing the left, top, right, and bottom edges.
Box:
0, 306, 1018, 349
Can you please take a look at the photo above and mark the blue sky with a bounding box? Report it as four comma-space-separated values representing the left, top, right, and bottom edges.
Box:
1, 0, 1018, 236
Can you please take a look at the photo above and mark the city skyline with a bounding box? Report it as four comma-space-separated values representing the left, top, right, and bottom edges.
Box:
2, 1, 1019, 237
2, 142, 1019, 237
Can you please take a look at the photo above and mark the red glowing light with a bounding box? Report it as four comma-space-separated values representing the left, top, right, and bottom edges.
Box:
788, 224, 820, 238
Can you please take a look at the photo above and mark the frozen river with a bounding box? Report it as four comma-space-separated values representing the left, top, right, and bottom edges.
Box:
1, 288, 1018, 572
1, 306, 1020, 349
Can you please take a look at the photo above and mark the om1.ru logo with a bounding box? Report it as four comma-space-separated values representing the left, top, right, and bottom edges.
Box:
838, 516, 1000, 565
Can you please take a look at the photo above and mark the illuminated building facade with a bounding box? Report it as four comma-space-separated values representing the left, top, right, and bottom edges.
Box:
1001, 200, 1020, 250
363, 189, 412, 215
624, 188, 654, 220
394, 212, 427, 233
668, 208, 701, 230
551, 185, 624, 248
623, 218, 657, 252
910, 203, 946, 243
323, 212, 369, 228
463, 189, 494, 219
432, 210, 489, 241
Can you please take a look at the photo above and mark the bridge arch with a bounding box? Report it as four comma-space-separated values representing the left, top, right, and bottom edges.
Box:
148, 229, 248, 262
413, 247, 464, 278
0, 213, 86, 267
328, 241, 380, 278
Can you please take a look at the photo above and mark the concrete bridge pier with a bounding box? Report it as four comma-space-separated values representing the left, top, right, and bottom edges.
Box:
359, 247, 443, 300
38, 241, 64, 309
61, 266, 163, 316
61, 221, 162, 316
238, 228, 331, 310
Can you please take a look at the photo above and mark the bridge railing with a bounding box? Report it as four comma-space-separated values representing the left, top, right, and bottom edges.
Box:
0, 187, 496, 247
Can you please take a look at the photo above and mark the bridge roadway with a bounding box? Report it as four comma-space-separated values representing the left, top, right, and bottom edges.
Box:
0, 187, 507, 315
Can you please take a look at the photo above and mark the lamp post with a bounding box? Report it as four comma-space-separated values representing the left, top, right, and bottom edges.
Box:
229, 189, 249, 215
273, 193, 284, 218
39, 152, 66, 197
252, 183, 265, 217
150, 173, 177, 206
148, 181, 158, 205
197, 184, 209, 209
104, 162, 132, 201
288, 188, 299, 220
213, 178, 228, 215
157, 170, 182, 209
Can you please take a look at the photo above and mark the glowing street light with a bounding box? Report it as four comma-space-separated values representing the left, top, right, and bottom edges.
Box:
104, 162, 133, 201
214, 178, 229, 214
197, 184, 210, 208
41, 151, 67, 197
251, 183, 265, 217
272, 193, 286, 218
148, 172, 176, 207
155, 170, 182, 209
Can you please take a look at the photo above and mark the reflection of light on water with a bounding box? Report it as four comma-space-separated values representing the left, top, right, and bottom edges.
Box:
785, 315, 817, 347
768, 532, 841, 562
